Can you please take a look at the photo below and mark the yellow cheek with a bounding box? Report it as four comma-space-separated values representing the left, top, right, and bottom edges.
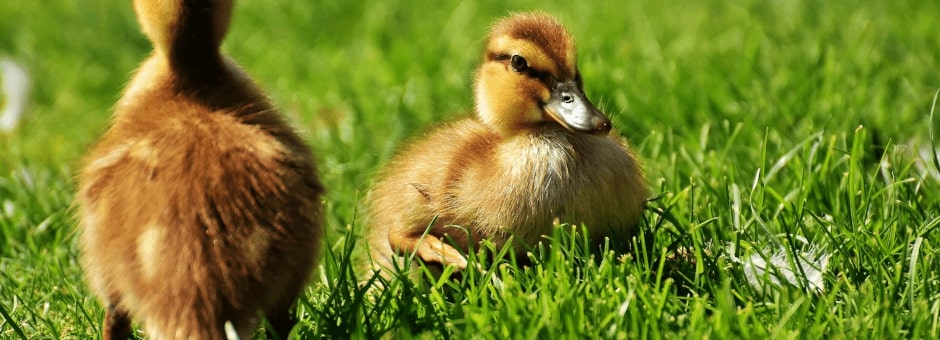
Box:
518, 78, 550, 103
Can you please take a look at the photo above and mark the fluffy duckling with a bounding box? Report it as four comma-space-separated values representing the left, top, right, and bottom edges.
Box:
368, 12, 648, 274
76, 0, 323, 338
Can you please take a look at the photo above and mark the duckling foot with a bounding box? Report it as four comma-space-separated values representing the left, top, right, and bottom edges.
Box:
392, 233, 468, 270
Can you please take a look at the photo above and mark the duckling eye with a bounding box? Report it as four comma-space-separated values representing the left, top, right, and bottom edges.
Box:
510, 55, 528, 72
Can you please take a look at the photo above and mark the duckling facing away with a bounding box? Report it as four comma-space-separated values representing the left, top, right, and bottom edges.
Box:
367, 12, 648, 274
76, 0, 323, 338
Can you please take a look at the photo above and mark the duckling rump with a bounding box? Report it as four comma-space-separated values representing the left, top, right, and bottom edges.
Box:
76, 0, 323, 338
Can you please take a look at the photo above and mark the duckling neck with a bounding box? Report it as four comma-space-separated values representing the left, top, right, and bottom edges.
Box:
138, 0, 232, 75
503, 128, 575, 174
170, 3, 227, 72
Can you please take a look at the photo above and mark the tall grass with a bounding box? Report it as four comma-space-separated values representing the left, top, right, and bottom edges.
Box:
1, 0, 938, 338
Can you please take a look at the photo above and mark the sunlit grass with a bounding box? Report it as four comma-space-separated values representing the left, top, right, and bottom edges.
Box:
1, 0, 938, 338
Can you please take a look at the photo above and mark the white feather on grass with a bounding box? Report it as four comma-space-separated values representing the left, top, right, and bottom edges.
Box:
727, 236, 831, 294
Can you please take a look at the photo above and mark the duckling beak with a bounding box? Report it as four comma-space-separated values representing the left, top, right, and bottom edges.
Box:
543, 81, 612, 135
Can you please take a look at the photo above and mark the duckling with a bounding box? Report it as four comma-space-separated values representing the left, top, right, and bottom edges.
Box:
367, 12, 648, 274
76, 0, 323, 338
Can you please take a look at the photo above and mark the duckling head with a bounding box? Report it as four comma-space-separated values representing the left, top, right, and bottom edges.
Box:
474, 12, 611, 137
133, 0, 233, 58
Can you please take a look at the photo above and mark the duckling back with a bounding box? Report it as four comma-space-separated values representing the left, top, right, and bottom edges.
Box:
77, 1, 323, 338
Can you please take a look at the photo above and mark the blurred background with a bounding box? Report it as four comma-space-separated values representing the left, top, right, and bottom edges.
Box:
3, 0, 937, 226
0, 0, 938, 337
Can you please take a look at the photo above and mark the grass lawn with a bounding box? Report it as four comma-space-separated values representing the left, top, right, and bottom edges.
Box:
2, 0, 939, 338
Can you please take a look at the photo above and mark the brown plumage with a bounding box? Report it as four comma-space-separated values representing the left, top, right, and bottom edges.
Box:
367, 12, 648, 275
76, 0, 323, 338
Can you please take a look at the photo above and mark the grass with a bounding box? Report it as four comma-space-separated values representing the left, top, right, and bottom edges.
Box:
1, 0, 939, 338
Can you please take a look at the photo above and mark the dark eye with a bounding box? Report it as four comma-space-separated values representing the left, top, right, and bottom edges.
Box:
510, 55, 528, 72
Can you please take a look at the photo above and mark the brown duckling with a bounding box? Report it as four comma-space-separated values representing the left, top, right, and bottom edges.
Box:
367, 12, 648, 275
76, 0, 323, 338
